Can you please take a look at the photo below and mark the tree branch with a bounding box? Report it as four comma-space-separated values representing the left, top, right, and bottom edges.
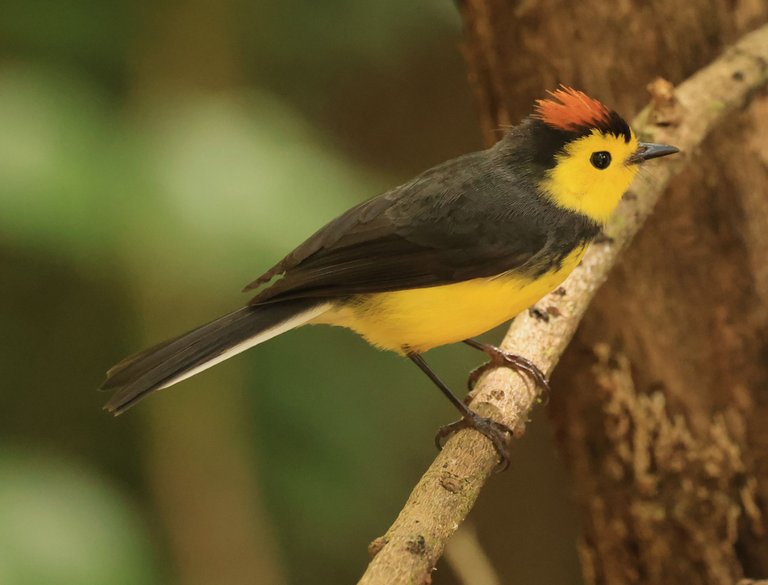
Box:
358, 24, 768, 585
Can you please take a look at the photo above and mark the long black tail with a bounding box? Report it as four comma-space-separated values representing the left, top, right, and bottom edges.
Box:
101, 299, 328, 415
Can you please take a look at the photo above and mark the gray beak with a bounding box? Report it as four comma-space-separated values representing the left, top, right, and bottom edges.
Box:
630, 142, 680, 163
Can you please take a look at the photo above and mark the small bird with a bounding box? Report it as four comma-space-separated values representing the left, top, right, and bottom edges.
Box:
102, 87, 678, 467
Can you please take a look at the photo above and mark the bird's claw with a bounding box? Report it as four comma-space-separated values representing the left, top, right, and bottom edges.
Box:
466, 345, 550, 405
467, 362, 492, 392
434, 412, 514, 472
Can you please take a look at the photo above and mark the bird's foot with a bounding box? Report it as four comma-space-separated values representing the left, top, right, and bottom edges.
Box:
435, 412, 514, 472
466, 344, 550, 404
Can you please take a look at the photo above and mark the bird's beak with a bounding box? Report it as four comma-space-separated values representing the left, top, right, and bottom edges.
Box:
629, 142, 680, 164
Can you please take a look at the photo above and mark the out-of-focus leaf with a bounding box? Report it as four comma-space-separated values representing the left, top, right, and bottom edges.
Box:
240, 0, 459, 70
0, 66, 136, 261
127, 91, 382, 291
0, 0, 137, 75
0, 449, 158, 585
0, 65, 383, 297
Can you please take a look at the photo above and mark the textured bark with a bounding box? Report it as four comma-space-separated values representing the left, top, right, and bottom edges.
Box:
357, 23, 768, 585
460, 1, 768, 584
461, 0, 767, 146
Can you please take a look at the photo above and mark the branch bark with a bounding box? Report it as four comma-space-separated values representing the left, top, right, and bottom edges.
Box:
357, 24, 768, 585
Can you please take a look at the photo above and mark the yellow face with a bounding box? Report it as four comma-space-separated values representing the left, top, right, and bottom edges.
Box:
540, 129, 640, 224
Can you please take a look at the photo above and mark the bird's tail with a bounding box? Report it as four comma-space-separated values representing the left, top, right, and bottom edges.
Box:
101, 299, 329, 415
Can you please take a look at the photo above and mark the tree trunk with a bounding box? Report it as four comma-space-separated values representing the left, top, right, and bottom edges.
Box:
461, 1, 768, 583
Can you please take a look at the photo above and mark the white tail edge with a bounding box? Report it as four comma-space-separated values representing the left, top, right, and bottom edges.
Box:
158, 302, 331, 390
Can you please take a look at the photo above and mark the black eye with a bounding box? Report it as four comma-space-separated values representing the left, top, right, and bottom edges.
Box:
590, 151, 611, 169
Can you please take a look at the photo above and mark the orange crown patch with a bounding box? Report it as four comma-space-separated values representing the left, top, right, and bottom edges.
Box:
533, 86, 612, 131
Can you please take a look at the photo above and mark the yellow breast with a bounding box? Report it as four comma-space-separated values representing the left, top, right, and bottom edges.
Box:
311, 246, 586, 353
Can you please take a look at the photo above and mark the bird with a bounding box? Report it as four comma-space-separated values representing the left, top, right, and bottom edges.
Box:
101, 87, 678, 468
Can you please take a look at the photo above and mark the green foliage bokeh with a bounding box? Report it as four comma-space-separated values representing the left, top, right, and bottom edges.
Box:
0, 2, 492, 584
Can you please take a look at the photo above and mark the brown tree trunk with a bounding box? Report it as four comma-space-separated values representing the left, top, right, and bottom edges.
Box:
461, 1, 768, 584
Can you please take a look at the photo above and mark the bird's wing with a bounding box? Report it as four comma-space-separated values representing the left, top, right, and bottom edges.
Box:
246, 151, 550, 304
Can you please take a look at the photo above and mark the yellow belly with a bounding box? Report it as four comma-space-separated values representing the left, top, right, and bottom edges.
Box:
311, 246, 586, 353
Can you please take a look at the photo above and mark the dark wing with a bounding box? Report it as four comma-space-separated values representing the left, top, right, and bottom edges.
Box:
246, 149, 551, 304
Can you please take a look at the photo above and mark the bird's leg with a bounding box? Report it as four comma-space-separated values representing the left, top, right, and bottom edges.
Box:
408, 353, 513, 472
463, 338, 550, 403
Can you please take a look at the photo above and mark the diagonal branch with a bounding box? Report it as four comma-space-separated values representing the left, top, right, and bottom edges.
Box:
358, 24, 768, 585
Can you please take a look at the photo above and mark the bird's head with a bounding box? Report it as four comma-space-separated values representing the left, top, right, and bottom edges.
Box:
523, 86, 678, 224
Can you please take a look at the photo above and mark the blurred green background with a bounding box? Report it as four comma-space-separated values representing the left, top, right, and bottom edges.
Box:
0, 1, 582, 583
